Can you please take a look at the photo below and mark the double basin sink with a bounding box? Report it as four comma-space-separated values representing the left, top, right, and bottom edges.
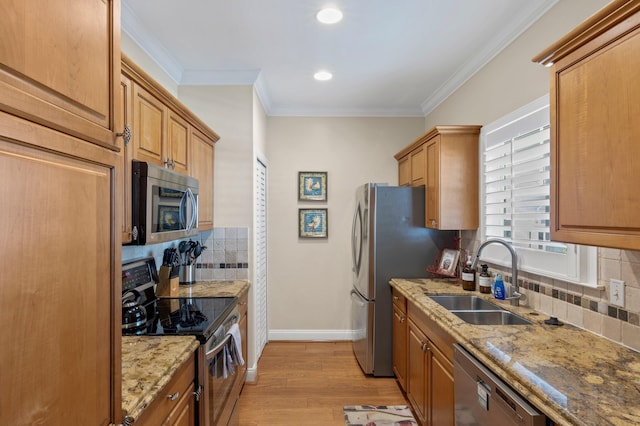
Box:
428, 295, 532, 325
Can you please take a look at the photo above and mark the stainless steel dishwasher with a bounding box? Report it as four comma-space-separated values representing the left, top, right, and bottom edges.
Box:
454, 344, 548, 426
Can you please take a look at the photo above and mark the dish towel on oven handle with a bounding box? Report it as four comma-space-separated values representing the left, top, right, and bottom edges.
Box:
222, 323, 244, 378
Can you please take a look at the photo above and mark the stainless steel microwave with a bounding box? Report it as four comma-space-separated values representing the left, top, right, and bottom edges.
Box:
130, 161, 199, 245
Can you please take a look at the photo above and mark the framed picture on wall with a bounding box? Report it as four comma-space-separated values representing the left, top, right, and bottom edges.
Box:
298, 171, 328, 201
299, 208, 328, 238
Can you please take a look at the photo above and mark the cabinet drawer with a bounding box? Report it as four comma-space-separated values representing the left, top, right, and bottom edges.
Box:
135, 353, 196, 425
392, 288, 407, 312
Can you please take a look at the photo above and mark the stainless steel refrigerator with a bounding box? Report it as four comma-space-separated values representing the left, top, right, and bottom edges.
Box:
350, 183, 457, 376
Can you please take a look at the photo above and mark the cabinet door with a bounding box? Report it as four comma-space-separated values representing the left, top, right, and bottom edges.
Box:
133, 83, 166, 166
119, 74, 134, 244
191, 129, 215, 230
425, 137, 440, 229
429, 342, 454, 426
398, 156, 411, 186
0, 0, 120, 147
168, 111, 190, 174
553, 26, 640, 249
0, 120, 116, 425
410, 145, 426, 186
162, 383, 195, 426
392, 304, 407, 391
407, 320, 428, 425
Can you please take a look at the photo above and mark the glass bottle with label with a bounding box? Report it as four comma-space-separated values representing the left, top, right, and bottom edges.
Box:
478, 264, 492, 294
461, 255, 476, 291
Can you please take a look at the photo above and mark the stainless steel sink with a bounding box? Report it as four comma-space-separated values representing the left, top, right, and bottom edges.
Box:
452, 310, 532, 325
428, 295, 501, 311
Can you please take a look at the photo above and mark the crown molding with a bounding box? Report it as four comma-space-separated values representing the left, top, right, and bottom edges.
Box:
420, 0, 559, 116
121, 1, 184, 84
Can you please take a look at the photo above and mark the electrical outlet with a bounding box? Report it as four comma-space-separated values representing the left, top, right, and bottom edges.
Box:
610, 279, 625, 307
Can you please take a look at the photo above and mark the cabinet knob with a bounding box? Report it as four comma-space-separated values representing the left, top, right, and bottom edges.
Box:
167, 391, 180, 401
431, 220, 437, 227
393, 296, 399, 301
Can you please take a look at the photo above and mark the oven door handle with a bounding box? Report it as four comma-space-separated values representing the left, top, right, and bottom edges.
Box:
205, 333, 233, 360
205, 311, 241, 360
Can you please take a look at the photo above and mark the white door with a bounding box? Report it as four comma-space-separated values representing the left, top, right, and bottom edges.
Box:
255, 159, 268, 356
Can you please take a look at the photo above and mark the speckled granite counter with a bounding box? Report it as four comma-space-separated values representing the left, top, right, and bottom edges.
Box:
175, 279, 249, 298
121, 336, 199, 423
391, 278, 640, 426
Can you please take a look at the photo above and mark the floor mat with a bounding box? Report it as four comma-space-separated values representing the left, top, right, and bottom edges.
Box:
343, 405, 418, 426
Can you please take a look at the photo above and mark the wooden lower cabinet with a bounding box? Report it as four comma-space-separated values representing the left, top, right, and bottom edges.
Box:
406, 301, 455, 426
136, 353, 196, 426
392, 289, 408, 391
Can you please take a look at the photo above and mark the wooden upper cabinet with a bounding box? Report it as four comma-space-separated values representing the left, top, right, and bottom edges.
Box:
0, 0, 121, 148
395, 125, 481, 230
191, 128, 215, 231
121, 55, 220, 239
132, 83, 166, 165
410, 145, 426, 187
533, 0, 640, 250
398, 156, 411, 186
168, 111, 190, 175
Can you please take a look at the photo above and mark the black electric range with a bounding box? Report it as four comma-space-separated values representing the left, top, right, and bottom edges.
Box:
122, 257, 237, 342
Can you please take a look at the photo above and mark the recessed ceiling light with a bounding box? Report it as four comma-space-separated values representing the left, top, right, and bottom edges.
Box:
314, 70, 333, 81
316, 7, 343, 24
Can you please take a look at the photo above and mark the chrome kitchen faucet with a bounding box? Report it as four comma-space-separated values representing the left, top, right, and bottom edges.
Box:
472, 239, 521, 306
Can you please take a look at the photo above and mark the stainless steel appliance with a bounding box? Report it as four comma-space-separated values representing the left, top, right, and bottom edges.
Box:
130, 161, 199, 245
454, 344, 547, 425
350, 183, 457, 376
122, 258, 244, 426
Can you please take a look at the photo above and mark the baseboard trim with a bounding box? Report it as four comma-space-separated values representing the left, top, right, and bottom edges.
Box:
268, 329, 354, 341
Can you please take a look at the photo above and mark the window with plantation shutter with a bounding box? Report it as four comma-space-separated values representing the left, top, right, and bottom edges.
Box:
480, 95, 597, 286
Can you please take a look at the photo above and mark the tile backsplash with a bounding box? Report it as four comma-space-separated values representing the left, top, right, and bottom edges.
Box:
121, 227, 249, 281
462, 231, 640, 352
195, 227, 249, 281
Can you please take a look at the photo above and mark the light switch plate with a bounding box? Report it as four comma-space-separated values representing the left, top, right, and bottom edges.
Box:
610, 279, 625, 307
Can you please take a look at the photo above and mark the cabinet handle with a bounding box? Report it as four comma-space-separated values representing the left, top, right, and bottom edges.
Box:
116, 124, 131, 146
193, 385, 203, 402
239, 301, 247, 305
167, 391, 180, 401
393, 296, 399, 301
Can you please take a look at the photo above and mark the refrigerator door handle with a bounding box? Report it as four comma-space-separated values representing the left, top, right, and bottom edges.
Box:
351, 204, 362, 274
350, 289, 365, 306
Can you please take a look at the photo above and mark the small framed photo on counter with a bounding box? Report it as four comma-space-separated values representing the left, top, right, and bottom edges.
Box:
298, 171, 327, 201
299, 208, 328, 238
436, 248, 459, 277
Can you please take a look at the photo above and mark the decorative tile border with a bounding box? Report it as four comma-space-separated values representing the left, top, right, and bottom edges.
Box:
516, 278, 638, 327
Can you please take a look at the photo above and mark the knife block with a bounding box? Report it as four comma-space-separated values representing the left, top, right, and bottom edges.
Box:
157, 266, 179, 297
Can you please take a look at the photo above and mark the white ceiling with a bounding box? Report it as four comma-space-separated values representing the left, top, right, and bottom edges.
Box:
122, 0, 557, 117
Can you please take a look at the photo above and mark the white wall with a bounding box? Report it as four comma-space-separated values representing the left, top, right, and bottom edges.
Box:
266, 117, 424, 337
424, 0, 609, 128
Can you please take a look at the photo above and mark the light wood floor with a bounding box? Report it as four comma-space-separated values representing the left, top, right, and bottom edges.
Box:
237, 341, 409, 426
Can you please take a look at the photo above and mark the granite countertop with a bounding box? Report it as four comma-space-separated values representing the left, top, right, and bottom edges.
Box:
121, 280, 249, 423
391, 278, 640, 426
174, 279, 250, 298
121, 336, 200, 423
